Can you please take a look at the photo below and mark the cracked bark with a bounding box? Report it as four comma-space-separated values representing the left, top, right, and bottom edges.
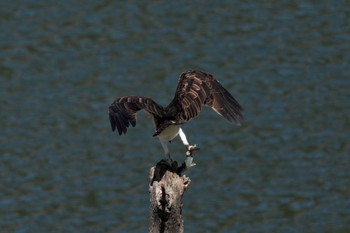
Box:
149, 160, 191, 233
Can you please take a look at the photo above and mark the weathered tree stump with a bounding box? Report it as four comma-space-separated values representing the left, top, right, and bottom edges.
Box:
149, 160, 191, 233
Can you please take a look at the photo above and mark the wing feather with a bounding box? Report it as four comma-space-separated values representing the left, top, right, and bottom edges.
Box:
109, 96, 164, 135
170, 70, 243, 125
205, 78, 244, 125
109, 70, 243, 137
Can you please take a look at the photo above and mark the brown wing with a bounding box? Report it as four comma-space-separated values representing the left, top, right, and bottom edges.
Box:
171, 70, 243, 125
109, 96, 165, 135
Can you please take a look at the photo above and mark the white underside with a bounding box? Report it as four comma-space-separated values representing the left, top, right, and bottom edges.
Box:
157, 126, 190, 158
149, 115, 190, 158
157, 125, 180, 141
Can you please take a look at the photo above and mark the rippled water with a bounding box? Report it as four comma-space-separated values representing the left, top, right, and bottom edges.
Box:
1, 1, 350, 232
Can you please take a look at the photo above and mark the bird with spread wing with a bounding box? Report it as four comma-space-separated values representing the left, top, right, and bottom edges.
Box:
109, 70, 243, 163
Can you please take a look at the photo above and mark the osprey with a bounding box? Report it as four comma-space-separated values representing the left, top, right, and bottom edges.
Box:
109, 70, 243, 161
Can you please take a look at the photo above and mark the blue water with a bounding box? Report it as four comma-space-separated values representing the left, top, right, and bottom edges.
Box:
1, 1, 349, 232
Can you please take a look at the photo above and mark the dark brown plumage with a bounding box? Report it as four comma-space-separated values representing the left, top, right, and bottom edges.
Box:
109, 70, 243, 137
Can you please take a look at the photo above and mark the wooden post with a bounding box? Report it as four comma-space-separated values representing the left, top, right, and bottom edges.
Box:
149, 160, 191, 233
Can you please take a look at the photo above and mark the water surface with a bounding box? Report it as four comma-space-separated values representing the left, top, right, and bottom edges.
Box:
1, 1, 349, 232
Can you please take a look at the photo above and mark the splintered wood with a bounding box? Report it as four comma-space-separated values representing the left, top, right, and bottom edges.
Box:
149, 165, 190, 233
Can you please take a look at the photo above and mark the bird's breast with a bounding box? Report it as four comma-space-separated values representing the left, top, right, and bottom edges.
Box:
157, 125, 180, 141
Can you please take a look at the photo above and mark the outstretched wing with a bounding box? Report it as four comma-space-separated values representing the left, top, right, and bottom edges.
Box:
109, 96, 165, 135
170, 70, 243, 125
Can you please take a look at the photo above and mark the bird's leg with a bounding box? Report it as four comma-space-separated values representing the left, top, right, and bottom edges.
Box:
178, 128, 200, 155
160, 139, 173, 163
178, 128, 199, 168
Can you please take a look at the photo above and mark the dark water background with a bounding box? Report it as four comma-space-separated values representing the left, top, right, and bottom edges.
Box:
1, 1, 349, 232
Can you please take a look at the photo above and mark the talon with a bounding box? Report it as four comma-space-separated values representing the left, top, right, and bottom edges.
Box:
186, 144, 200, 156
